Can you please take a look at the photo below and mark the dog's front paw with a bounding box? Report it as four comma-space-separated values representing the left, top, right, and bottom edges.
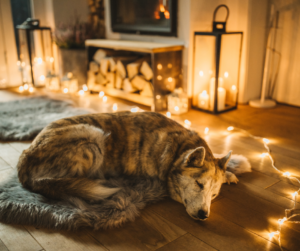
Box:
224, 171, 239, 184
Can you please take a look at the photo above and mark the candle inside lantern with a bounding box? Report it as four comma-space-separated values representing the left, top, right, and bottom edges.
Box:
230, 85, 237, 104
198, 90, 209, 109
217, 87, 226, 111
209, 78, 226, 111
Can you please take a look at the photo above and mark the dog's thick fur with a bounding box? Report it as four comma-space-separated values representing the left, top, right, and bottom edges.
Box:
17, 111, 247, 220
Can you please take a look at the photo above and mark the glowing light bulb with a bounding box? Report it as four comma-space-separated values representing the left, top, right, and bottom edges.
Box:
79, 90, 84, 96
99, 91, 105, 97
227, 126, 234, 131
278, 217, 286, 225
103, 96, 107, 102
29, 87, 34, 93
24, 84, 29, 90
204, 127, 209, 134
19, 86, 24, 92
283, 172, 291, 177
63, 88, 68, 93
263, 138, 269, 144
166, 112, 171, 118
157, 64, 162, 70
83, 85, 88, 91
113, 103, 118, 111
174, 106, 179, 111
269, 231, 279, 239
292, 191, 298, 198
131, 107, 138, 113
199, 71, 204, 77
260, 153, 268, 158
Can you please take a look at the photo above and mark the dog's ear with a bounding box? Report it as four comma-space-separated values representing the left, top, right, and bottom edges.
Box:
185, 147, 206, 167
218, 151, 232, 171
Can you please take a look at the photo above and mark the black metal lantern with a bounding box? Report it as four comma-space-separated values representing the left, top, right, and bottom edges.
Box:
17, 18, 54, 87
192, 5, 243, 113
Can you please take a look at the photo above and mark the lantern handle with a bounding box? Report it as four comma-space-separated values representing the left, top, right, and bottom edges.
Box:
212, 5, 229, 32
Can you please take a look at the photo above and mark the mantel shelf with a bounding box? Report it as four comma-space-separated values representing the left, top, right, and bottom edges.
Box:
85, 39, 184, 53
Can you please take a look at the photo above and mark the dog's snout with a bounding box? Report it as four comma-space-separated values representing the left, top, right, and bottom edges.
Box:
198, 209, 208, 220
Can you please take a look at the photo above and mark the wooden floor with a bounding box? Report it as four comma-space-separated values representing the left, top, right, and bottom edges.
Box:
1, 89, 300, 251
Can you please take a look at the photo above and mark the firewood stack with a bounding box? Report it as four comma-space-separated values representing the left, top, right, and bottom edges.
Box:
87, 49, 154, 97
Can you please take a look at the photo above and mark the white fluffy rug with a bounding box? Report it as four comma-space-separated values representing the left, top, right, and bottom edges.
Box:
0, 96, 91, 141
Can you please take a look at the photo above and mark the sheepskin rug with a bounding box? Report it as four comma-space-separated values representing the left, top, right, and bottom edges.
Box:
0, 155, 250, 231
0, 96, 91, 141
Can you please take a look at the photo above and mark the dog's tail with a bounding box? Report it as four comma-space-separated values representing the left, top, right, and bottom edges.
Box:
28, 177, 120, 202
214, 153, 251, 174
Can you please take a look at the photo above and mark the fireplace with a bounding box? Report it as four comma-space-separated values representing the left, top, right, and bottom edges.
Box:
110, 0, 177, 36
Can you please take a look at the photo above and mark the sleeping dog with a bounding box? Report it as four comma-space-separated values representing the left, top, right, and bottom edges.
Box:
17, 111, 249, 221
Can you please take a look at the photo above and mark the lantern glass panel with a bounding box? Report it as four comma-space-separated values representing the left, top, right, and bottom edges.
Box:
219, 34, 242, 108
193, 35, 216, 111
18, 28, 52, 87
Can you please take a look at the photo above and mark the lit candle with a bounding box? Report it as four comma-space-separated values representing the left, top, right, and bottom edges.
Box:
209, 77, 224, 110
217, 87, 226, 111
231, 85, 237, 104
198, 90, 209, 109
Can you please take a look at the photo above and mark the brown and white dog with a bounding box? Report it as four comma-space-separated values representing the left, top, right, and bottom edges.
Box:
17, 111, 250, 221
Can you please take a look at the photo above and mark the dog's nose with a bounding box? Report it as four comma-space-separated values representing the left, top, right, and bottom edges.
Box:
198, 209, 208, 220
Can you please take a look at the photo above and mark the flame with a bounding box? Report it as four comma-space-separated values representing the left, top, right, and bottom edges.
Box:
160, 4, 165, 12
154, 11, 160, 19
164, 10, 170, 19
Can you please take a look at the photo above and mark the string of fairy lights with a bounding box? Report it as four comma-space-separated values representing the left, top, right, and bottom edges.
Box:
19, 85, 299, 250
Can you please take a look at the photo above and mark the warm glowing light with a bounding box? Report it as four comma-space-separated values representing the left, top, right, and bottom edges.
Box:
278, 217, 286, 225
113, 103, 118, 111
164, 10, 170, 19
29, 87, 34, 93
292, 191, 298, 198
184, 120, 191, 126
263, 138, 269, 144
103, 96, 107, 102
39, 75, 45, 81
166, 112, 171, 118
157, 64, 162, 70
283, 172, 291, 177
156, 95, 161, 100
224, 72, 229, 78
21, 62, 26, 67
63, 88, 68, 93
19, 86, 24, 92
167, 63, 172, 68
24, 84, 29, 90
67, 72, 73, 79
269, 231, 279, 239
174, 106, 179, 111
227, 126, 234, 131
157, 75, 162, 80
99, 91, 105, 97
260, 153, 268, 158
204, 127, 209, 134
17, 61, 21, 66
37, 58, 43, 64
79, 90, 84, 96
50, 57, 54, 63
131, 107, 138, 113
232, 85, 237, 91
199, 71, 204, 77
168, 77, 173, 82
83, 85, 88, 91
160, 4, 165, 12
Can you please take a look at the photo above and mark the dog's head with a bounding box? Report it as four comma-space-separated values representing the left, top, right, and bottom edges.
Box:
168, 147, 231, 221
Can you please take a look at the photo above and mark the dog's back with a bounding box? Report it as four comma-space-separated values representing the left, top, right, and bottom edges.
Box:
17, 112, 209, 201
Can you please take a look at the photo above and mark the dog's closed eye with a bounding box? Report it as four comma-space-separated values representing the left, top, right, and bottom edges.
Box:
196, 181, 204, 189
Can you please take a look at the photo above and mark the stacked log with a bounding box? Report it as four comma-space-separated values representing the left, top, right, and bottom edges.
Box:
87, 50, 153, 98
